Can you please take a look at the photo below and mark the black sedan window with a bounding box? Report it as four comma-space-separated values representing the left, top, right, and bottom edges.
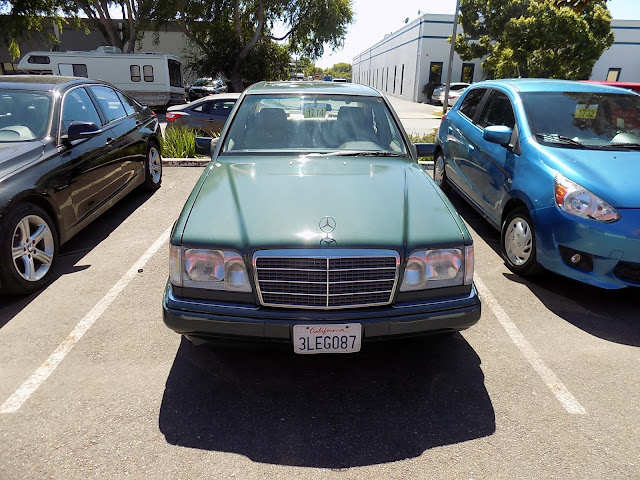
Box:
61, 88, 102, 135
0, 90, 52, 141
88, 86, 127, 123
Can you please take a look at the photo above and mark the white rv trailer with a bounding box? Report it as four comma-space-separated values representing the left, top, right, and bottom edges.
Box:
17, 47, 185, 108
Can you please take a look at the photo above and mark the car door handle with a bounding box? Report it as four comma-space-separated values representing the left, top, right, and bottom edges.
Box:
106, 137, 115, 145
448, 126, 453, 134
467, 144, 475, 153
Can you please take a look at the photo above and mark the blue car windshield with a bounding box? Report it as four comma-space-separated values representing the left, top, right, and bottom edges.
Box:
0, 90, 52, 142
521, 91, 640, 150
220, 94, 409, 155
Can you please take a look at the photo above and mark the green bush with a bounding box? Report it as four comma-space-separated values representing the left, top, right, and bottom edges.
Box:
162, 125, 197, 158
409, 129, 438, 144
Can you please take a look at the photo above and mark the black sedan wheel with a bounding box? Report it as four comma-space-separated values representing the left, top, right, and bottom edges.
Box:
142, 141, 162, 191
501, 207, 544, 276
0, 204, 59, 295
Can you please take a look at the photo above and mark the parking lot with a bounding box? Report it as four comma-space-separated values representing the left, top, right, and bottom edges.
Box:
0, 164, 637, 479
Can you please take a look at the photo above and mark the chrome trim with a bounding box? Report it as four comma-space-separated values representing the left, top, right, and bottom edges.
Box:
252, 249, 400, 310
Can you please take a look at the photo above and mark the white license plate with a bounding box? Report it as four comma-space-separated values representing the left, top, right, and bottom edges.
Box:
293, 323, 362, 354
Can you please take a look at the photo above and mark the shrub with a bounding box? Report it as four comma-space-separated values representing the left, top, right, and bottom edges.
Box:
162, 125, 197, 158
408, 129, 437, 144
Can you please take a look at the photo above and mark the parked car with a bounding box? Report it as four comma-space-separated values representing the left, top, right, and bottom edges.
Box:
432, 82, 470, 105
187, 78, 228, 101
581, 80, 640, 95
434, 79, 640, 289
162, 81, 481, 353
0, 75, 163, 295
165, 93, 240, 136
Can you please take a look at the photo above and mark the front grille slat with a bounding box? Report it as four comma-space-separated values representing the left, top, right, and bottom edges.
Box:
254, 250, 399, 309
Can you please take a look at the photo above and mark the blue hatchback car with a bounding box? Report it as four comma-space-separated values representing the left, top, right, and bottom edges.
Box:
435, 79, 640, 289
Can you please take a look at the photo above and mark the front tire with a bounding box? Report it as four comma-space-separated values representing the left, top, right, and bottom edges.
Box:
0, 204, 59, 295
501, 208, 544, 276
142, 140, 162, 191
434, 150, 451, 193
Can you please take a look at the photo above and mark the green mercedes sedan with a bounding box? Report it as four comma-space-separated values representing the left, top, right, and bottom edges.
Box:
163, 81, 480, 354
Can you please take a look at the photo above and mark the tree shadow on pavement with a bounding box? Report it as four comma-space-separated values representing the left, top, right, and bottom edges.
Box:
159, 334, 495, 468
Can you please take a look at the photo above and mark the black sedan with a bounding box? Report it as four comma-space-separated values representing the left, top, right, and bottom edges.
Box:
0, 75, 163, 295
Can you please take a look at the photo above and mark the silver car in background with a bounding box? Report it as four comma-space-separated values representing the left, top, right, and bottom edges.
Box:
432, 82, 470, 105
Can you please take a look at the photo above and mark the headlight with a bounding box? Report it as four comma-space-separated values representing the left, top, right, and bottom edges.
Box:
400, 247, 473, 291
554, 174, 619, 222
169, 245, 251, 291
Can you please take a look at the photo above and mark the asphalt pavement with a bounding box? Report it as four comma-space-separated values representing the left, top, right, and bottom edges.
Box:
1, 166, 638, 479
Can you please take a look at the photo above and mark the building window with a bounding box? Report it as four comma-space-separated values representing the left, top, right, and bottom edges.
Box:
143, 65, 154, 82
130, 65, 141, 82
429, 62, 443, 85
386, 67, 389, 92
393, 66, 397, 94
606, 68, 621, 81
461, 63, 475, 84
400, 64, 405, 95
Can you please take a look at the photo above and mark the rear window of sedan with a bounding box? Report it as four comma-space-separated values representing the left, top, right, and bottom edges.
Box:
221, 94, 408, 155
0, 90, 52, 141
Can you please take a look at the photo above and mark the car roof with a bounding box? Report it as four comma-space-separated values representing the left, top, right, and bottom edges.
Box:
0, 74, 107, 92
471, 78, 633, 94
245, 81, 381, 97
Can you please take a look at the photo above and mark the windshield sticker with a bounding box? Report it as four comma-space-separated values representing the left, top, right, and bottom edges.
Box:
303, 106, 326, 118
574, 104, 598, 120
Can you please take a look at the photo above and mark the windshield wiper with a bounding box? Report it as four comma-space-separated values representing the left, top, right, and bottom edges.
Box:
535, 133, 591, 149
608, 142, 640, 150
309, 151, 406, 157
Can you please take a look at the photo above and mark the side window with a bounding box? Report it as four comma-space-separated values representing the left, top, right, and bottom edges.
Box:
116, 91, 139, 116
191, 104, 205, 113
88, 85, 127, 123
208, 100, 235, 116
143, 65, 154, 82
130, 65, 141, 82
477, 90, 515, 130
73, 64, 88, 77
61, 87, 102, 136
458, 88, 487, 121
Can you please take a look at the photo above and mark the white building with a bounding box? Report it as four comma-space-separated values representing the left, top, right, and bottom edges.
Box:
352, 13, 640, 103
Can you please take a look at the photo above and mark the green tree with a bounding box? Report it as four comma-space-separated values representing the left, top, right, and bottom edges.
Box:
454, 0, 614, 79
145, 0, 354, 91
0, 0, 146, 59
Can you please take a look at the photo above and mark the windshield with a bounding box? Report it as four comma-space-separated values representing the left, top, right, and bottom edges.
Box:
0, 89, 52, 142
521, 91, 640, 150
221, 94, 409, 155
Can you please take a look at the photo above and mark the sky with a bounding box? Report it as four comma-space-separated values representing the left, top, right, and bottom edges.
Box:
314, 0, 640, 69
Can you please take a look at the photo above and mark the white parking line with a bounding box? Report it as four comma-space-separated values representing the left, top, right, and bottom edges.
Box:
0, 226, 172, 414
474, 275, 586, 415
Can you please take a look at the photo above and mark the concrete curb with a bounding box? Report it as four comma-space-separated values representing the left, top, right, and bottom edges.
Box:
162, 158, 210, 167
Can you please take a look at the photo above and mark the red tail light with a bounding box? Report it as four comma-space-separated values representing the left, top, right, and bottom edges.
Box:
165, 112, 185, 122
441, 113, 447, 122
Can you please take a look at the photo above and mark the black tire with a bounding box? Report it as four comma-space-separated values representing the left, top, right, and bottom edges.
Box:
0, 203, 59, 295
433, 150, 451, 193
500, 207, 544, 276
142, 140, 162, 191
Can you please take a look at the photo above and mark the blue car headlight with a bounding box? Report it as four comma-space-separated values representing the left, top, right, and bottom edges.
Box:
554, 174, 620, 223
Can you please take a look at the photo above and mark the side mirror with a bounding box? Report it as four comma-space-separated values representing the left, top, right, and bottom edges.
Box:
64, 122, 102, 142
414, 143, 435, 158
483, 125, 512, 146
195, 136, 218, 156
